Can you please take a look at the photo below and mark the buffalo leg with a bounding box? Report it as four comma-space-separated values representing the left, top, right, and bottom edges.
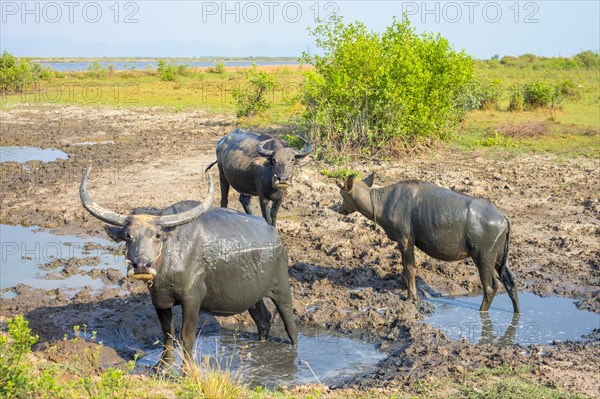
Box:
239, 194, 253, 215
219, 169, 230, 208
268, 272, 298, 345
248, 300, 272, 341
473, 252, 499, 312
155, 307, 175, 368
398, 240, 418, 302
259, 198, 273, 226
269, 197, 283, 228
180, 288, 205, 364
495, 240, 521, 313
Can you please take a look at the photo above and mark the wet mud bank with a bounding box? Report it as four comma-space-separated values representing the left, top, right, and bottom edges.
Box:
1, 105, 598, 396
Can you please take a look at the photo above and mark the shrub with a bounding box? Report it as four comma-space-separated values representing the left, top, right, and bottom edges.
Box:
508, 86, 525, 111
522, 81, 562, 109
557, 79, 580, 99
87, 61, 107, 78
208, 61, 226, 74
574, 50, 600, 69
0, 315, 39, 398
232, 64, 276, 118
0, 51, 52, 93
301, 16, 474, 153
157, 59, 181, 81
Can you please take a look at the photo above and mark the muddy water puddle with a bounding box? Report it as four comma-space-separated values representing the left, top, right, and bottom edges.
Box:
138, 328, 386, 387
0, 224, 123, 296
0, 146, 69, 163
424, 292, 599, 345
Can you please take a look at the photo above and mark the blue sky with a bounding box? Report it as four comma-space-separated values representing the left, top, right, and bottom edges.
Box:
1, 1, 598, 58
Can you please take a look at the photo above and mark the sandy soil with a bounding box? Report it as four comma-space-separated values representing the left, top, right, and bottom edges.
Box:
1, 105, 599, 397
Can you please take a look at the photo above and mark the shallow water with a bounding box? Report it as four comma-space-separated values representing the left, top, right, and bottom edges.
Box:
424, 292, 599, 345
0, 146, 69, 163
0, 224, 123, 296
138, 328, 386, 387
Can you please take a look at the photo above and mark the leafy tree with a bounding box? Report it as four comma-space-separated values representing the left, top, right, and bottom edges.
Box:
232, 64, 276, 118
301, 16, 474, 153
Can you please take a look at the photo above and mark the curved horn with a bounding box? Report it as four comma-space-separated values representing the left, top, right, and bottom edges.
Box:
293, 136, 313, 159
256, 139, 275, 157
159, 171, 214, 228
80, 165, 127, 226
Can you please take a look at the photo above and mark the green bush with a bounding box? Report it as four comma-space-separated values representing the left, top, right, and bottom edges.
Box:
574, 50, 599, 69
232, 64, 276, 118
508, 86, 525, 111
456, 80, 502, 112
208, 61, 226, 74
157, 59, 187, 81
87, 61, 107, 78
557, 79, 580, 99
300, 16, 474, 153
523, 81, 562, 109
0, 51, 52, 93
0, 315, 39, 398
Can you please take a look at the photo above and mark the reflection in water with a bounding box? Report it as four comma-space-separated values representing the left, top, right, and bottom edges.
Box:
138, 328, 386, 387
424, 292, 599, 345
478, 312, 521, 346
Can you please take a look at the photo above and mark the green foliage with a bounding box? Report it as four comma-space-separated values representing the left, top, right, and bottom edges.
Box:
157, 59, 189, 81
508, 85, 525, 111
474, 131, 513, 148
301, 16, 474, 153
232, 64, 276, 118
88, 61, 108, 78
281, 133, 305, 149
557, 78, 580, 99
0, 315, 39, 398
320, 167, 361, 179
522, 81, 562, 109
456, 79, 502, 112
574, 50, 600, 69
0, 51, 53, 93
208, 61, 226, 74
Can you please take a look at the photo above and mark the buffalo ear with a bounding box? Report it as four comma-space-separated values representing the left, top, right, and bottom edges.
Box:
364, 172, 375, 188
104, 225, 126, 242
344, 174, 357, 191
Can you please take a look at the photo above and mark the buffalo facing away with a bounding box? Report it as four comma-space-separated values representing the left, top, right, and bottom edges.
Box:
207, 128, 312, 227
337, 173, 520, 313
80, 167, 298, 369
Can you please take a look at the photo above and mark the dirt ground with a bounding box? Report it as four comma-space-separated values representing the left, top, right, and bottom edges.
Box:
1, 105, 599, 397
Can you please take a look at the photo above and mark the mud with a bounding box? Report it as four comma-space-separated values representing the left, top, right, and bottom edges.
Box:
0, 104, 599, 396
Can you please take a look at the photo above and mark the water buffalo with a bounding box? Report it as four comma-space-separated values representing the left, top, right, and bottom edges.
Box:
337, 173, 520, 313
80, 166, 298, 368
206, 128, 312, 227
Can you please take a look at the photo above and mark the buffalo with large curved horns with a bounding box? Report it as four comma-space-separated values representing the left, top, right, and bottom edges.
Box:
80, 166, 298, 369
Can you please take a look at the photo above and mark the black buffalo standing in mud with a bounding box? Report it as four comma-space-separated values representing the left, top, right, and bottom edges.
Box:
80, 166, 298, 368
337, 173, 520, 313
206, 128, 312, 227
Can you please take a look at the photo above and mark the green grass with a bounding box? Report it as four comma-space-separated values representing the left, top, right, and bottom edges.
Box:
0, 67, 306, 126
